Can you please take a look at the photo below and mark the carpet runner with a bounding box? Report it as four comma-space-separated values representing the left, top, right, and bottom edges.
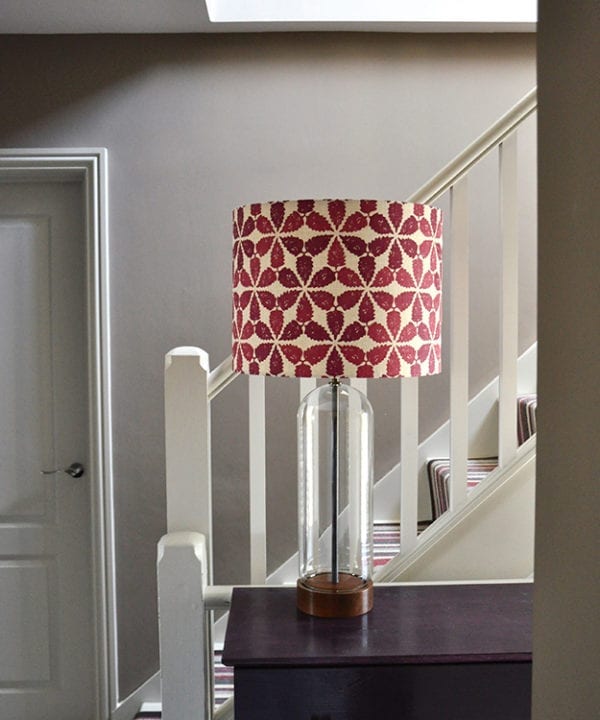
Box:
428, 456, 499, 519
517, 393, 537, 445
428, 394, 537, 520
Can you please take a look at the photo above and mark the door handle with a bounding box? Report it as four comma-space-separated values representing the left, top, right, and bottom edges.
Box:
41, 462, 85, 479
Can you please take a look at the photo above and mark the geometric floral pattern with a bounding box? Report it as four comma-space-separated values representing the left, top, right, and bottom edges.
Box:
232, 199, 443, 378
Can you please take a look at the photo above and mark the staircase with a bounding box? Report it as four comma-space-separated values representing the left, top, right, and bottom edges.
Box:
155, 87, 538, 720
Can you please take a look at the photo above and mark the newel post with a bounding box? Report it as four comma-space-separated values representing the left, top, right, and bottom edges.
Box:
164, 346, 213, 570
158, 532, 210, 720
160, 347, 214, 719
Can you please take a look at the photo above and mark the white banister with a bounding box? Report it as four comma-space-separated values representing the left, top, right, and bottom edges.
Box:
164, 348, 213, 568
498, 132, 520, 465
449, 178, 470, 511
158, 532, 212, 720
248, 375, 267, 583
208, 355, 238, 401
400, 377, 419, 553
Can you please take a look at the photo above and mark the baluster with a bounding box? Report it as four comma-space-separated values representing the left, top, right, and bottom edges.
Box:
349, 377, 368, 397
299, 378, 318, 569
400, 377, 419, 553
347, 380, 366, 572
299, 378, 317, 403
499, 131, 519, 466
248, 375, 267, 583
449, 178, 470, 511
350, 377, 370, 537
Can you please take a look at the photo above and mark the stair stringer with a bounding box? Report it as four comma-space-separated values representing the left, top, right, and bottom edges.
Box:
375, 435, 536, 582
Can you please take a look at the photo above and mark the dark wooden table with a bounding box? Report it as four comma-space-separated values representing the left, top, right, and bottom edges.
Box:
222, 583, 532, 720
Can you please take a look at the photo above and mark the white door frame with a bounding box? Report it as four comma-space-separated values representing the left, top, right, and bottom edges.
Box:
0, 149, 115, 720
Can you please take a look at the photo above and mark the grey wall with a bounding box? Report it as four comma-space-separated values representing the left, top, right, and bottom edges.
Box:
533, 2, 600, 717
0, 32, 536, 698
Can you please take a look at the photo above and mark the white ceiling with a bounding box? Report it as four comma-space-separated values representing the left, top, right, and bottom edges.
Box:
0, 0, 537, 34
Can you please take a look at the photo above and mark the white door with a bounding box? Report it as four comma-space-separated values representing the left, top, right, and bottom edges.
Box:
0, 181, 96, 719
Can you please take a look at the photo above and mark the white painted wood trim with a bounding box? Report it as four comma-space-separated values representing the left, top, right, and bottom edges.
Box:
299, 377, 317, 402
214, 696, 235, 720
164, 348, 213, 573
0, 149, 113, 720
349, 377, 368, 397
138, 702, 162, 715
350, 377, 370, 566
158, 532, 211, 720
163, 350, 217, 716
248, 375, 267, 583
89, 149, 116, 720
112, 673, 161, 720
449, 178, 470, 512
400, 377, 419, 553
499, 132, 520, 466
208, 356, 238, 401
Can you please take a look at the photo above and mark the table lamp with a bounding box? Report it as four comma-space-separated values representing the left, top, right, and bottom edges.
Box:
232, 199, 442, 617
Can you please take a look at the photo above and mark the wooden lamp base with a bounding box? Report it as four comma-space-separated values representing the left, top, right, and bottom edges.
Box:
297, 573, 373, 618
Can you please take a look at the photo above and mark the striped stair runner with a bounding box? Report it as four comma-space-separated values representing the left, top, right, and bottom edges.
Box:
428, 394, 537, 520
214, 652, 233, 708
428, 457, 499, 519
373, 521, 430, 567
517, 393, 537, 445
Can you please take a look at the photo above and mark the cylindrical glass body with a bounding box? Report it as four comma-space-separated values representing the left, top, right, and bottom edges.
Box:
298, 382, 374, 587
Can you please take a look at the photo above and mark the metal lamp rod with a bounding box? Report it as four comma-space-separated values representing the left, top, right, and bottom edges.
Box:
331, 377, 340, 584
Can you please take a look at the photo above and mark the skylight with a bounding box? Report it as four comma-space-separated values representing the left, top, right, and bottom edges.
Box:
205, 0, 537, 25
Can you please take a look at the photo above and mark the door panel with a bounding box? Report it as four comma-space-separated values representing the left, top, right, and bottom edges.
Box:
0, 181, 95, 720
0, 217, 54, 521
0, 560, 54, 682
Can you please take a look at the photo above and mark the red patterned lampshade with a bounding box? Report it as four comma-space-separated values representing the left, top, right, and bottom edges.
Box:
232, 199, 443, 379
